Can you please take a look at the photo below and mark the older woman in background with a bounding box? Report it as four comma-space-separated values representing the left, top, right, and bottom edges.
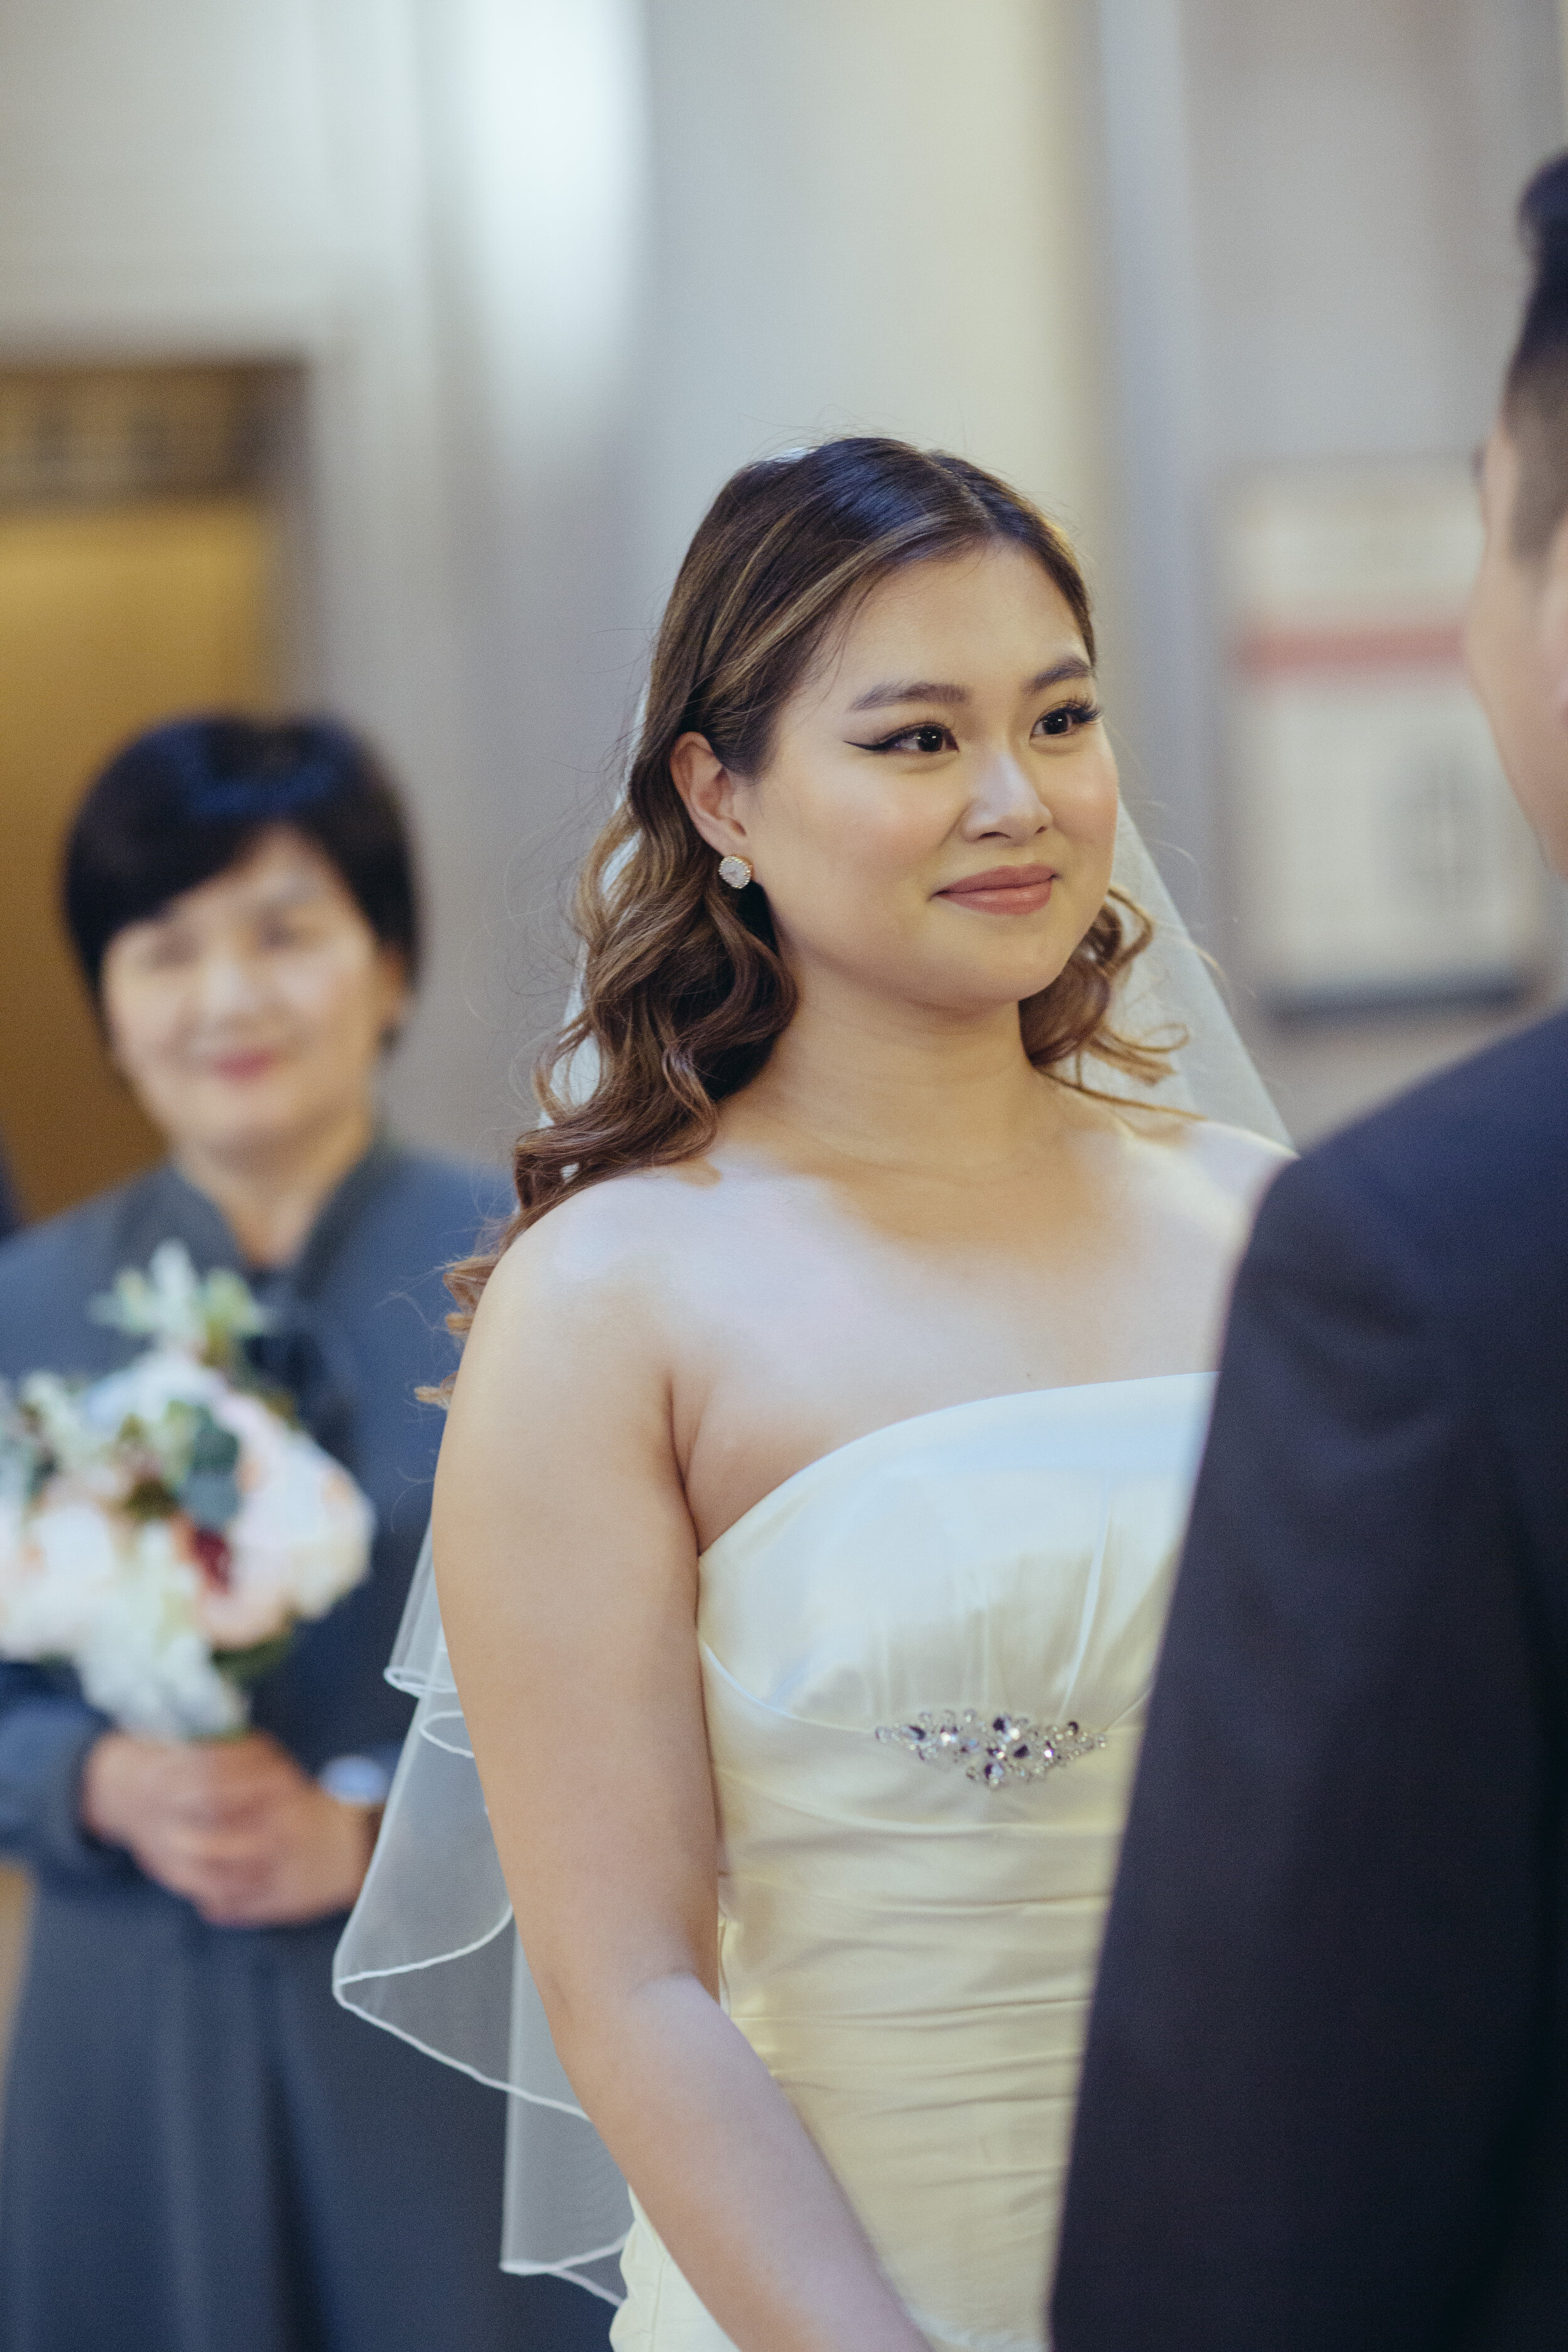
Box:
0, 718, 608, 2352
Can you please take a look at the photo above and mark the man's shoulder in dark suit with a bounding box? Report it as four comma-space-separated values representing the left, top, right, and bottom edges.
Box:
1052, 1005, 1568, 2352
1256, 1005, 1567, 1537
1300, 1001, 1567, 1253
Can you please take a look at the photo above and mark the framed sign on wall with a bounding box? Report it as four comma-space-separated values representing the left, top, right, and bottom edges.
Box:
1224, 460, 1552, 1018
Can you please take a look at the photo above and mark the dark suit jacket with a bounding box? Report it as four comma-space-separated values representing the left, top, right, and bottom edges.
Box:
1052, 1007, 1568, 2352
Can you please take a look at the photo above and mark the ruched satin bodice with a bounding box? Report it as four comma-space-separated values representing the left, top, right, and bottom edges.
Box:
610, 1374, 1214, 2352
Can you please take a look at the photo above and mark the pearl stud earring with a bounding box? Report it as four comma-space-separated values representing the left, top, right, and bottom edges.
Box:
718, 854, 753, 889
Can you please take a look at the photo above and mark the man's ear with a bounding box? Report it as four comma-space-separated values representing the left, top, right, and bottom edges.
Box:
1538, 509, 1568, 729
669, 733, 753, 859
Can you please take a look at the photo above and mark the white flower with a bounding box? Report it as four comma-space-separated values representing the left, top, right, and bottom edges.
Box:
15, 1375, 100, 1476
90, 1241, 270, 1363
193, 1389, 373, 1650
80, 1345, 225, 1439
75, 1523, 243, 1739
0, 1497, 125, 1656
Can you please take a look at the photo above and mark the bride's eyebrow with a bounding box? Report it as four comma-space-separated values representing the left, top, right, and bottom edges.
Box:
846, 655, 1094, 714
848, 678, 967, 712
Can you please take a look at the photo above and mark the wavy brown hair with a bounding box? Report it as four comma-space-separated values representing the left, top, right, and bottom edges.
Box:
448, 437, 1174, 1333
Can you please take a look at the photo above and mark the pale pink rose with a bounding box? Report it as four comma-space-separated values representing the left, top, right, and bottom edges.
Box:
76, 1522, 242, 1739
190, 1391, 373, 1651
0, 1498, 126, 1658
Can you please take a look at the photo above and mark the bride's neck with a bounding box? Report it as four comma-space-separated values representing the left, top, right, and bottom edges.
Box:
732, 981, 1061, 1179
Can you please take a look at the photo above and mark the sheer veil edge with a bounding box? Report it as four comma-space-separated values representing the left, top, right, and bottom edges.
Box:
331, 803, 1288, 2304
332, 1564, 633, 2306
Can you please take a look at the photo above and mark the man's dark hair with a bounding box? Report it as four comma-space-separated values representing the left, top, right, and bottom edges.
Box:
1504, 149, 1568, 554
63, 714, 423, 1002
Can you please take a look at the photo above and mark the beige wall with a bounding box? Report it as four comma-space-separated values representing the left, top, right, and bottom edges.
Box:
632, 0, 1111, 600
1098, 0, 1566, 1140
0, 0, 1115, 1165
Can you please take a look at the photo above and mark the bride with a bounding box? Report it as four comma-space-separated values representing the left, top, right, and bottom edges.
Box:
361, 439, 1288, 2351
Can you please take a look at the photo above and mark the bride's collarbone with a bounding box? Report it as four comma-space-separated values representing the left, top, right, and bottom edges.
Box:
663, 1126, 1251, 1315
664, 1196, 1237, 1550
718, 1093, 1261, 1233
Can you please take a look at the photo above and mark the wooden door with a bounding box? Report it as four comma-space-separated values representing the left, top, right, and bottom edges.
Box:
0, 493, 278, 1221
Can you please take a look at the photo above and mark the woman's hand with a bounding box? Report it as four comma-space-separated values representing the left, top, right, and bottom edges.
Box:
80, 1728, 375, 1926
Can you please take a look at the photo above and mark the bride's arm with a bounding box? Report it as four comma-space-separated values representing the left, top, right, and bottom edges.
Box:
433, 1199, 927, 2352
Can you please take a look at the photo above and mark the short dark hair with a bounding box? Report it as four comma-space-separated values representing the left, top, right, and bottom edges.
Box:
1503, 150, 1568, 554
63, 715, 423, 1002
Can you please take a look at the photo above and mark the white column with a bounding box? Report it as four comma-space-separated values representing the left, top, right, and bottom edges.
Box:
1091, 0, 1213, 929
632, 0, 1113, 615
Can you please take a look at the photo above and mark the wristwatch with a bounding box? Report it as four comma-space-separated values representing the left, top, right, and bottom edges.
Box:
317, 1753, 393, 1808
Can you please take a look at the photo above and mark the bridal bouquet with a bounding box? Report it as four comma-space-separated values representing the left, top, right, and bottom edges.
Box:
0, 1243, 373, 1739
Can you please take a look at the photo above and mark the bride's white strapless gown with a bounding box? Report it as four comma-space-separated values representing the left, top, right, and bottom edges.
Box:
609, 1372, 1213, 2352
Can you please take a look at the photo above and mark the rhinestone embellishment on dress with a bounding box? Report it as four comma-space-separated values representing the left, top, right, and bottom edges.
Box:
875, 1708, 1104, 1788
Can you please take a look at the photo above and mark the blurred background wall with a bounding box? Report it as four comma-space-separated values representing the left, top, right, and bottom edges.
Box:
1103, 0, 1568, 1133
1, 0, 1562, 1206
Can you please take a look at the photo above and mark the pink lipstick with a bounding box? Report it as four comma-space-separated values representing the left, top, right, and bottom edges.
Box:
206, 1049, 280, 1082
935, 864, 1058, 916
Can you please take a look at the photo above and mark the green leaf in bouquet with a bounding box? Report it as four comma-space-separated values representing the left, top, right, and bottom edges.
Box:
112, 1410, 156, 1459
198, 1270, 273, 1367
90, 1242, 274, 1375
0, 1383, 54, 1502
171, 1406, 242, 1531
118, 1398, 226, 1483
180, 1468, 241, 1533
13, 1374, 95, 1483
92, 1402, 241, 1534
122, 1475, 180, 1522
235, 1374, 304, 1428
215, 1631, 295, 1689
114, 1408, 189, 1496
186, 1409, 241, 1477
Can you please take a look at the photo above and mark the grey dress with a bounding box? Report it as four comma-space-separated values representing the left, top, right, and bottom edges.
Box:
0, 1140, 610, 2352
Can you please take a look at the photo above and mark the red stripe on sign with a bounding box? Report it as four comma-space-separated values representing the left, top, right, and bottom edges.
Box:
1234, 620, 1466, 677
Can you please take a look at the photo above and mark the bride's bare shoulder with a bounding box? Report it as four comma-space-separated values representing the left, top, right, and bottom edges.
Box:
1088, 1091, 1293, 1214
448, 1165, 728, 1495
473, 1156, 726, 1337
1171, 1115, 1295, 1211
